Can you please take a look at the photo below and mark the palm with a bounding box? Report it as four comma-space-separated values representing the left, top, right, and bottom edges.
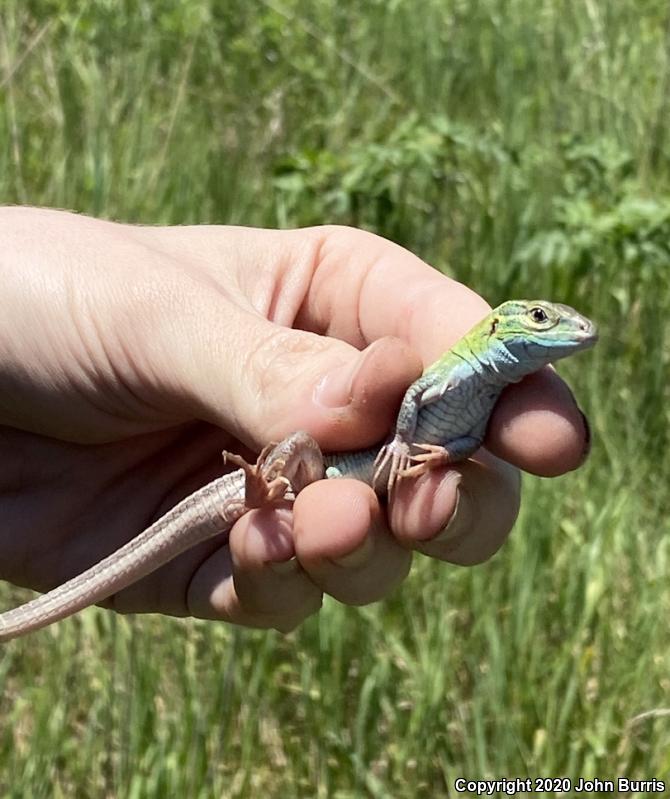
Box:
0, 421, 242, 616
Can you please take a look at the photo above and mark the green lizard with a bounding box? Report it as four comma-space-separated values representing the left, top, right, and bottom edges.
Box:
324, 299, 597, 492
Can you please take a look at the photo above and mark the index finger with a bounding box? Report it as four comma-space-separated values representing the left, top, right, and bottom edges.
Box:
296, 226, 591, 476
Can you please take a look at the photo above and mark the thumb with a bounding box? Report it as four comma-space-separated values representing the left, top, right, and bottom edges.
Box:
158, 294, 421, 451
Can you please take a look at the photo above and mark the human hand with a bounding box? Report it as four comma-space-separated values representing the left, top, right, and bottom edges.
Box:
0, 207, 589, 631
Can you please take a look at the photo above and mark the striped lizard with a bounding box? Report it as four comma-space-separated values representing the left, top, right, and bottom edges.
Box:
0, 300, 597, 640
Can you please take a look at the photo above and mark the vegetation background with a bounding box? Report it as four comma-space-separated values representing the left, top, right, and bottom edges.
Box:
1, 0, 669, 796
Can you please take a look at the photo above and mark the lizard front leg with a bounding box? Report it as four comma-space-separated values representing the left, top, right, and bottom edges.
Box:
372, 372, 443, 496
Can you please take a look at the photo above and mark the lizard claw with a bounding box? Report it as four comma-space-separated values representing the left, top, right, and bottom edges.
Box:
222, 447, 291, 508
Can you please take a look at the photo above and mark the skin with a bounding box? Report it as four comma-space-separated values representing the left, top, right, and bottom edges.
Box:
0, 207, 590, 632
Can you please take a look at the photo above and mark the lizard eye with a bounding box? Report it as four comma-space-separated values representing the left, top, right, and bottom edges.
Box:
529, 306, 548, 324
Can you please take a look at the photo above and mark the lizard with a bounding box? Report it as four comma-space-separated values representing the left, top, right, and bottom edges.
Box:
0, 300, 597, 641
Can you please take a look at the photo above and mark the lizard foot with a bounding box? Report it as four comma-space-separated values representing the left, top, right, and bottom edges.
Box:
373, 436, 413, 497
222, 447, 291, 508
397, 443, 451, 479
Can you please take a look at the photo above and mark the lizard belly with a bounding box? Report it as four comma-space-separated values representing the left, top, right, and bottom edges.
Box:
414, 385, 499, 446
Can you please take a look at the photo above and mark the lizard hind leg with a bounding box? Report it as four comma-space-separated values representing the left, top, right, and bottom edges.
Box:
222, 448, 290, 508
396, 443, 451, 479
397, 435, 483, 479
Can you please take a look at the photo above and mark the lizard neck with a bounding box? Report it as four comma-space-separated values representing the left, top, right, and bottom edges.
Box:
456, 336, 529, 387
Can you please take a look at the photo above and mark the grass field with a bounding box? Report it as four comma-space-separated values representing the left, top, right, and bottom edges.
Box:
2, 1, 670, 796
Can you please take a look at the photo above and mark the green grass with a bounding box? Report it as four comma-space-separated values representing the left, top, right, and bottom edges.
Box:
2, 0, 670, 795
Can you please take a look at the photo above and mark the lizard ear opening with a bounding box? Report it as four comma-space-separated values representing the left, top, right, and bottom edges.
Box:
489, 317, 499, 335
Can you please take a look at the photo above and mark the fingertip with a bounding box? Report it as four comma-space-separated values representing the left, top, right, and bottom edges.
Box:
310, 336, 422, 451
410, 452, 521, 565
292, 478, 379, 563
486, 369, 590, 476
389, 469, 462, 543
225, 506, 323, 618
345, 335, 422, 442
293, 478, 412, 606
228, 506, 295, 568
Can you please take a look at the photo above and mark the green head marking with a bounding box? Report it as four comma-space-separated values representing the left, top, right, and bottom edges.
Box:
428, 299, 597, 383
483, 300, 598, 374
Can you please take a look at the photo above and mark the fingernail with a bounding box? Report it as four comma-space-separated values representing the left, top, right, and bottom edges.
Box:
430, 485, 474, 547
578, 410, 592, 465
269, 556, 300, 576
314, 342, 380, 409
330, 535, 375, 569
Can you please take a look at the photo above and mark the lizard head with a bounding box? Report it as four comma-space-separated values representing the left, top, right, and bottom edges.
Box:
489, 300, 598, 367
